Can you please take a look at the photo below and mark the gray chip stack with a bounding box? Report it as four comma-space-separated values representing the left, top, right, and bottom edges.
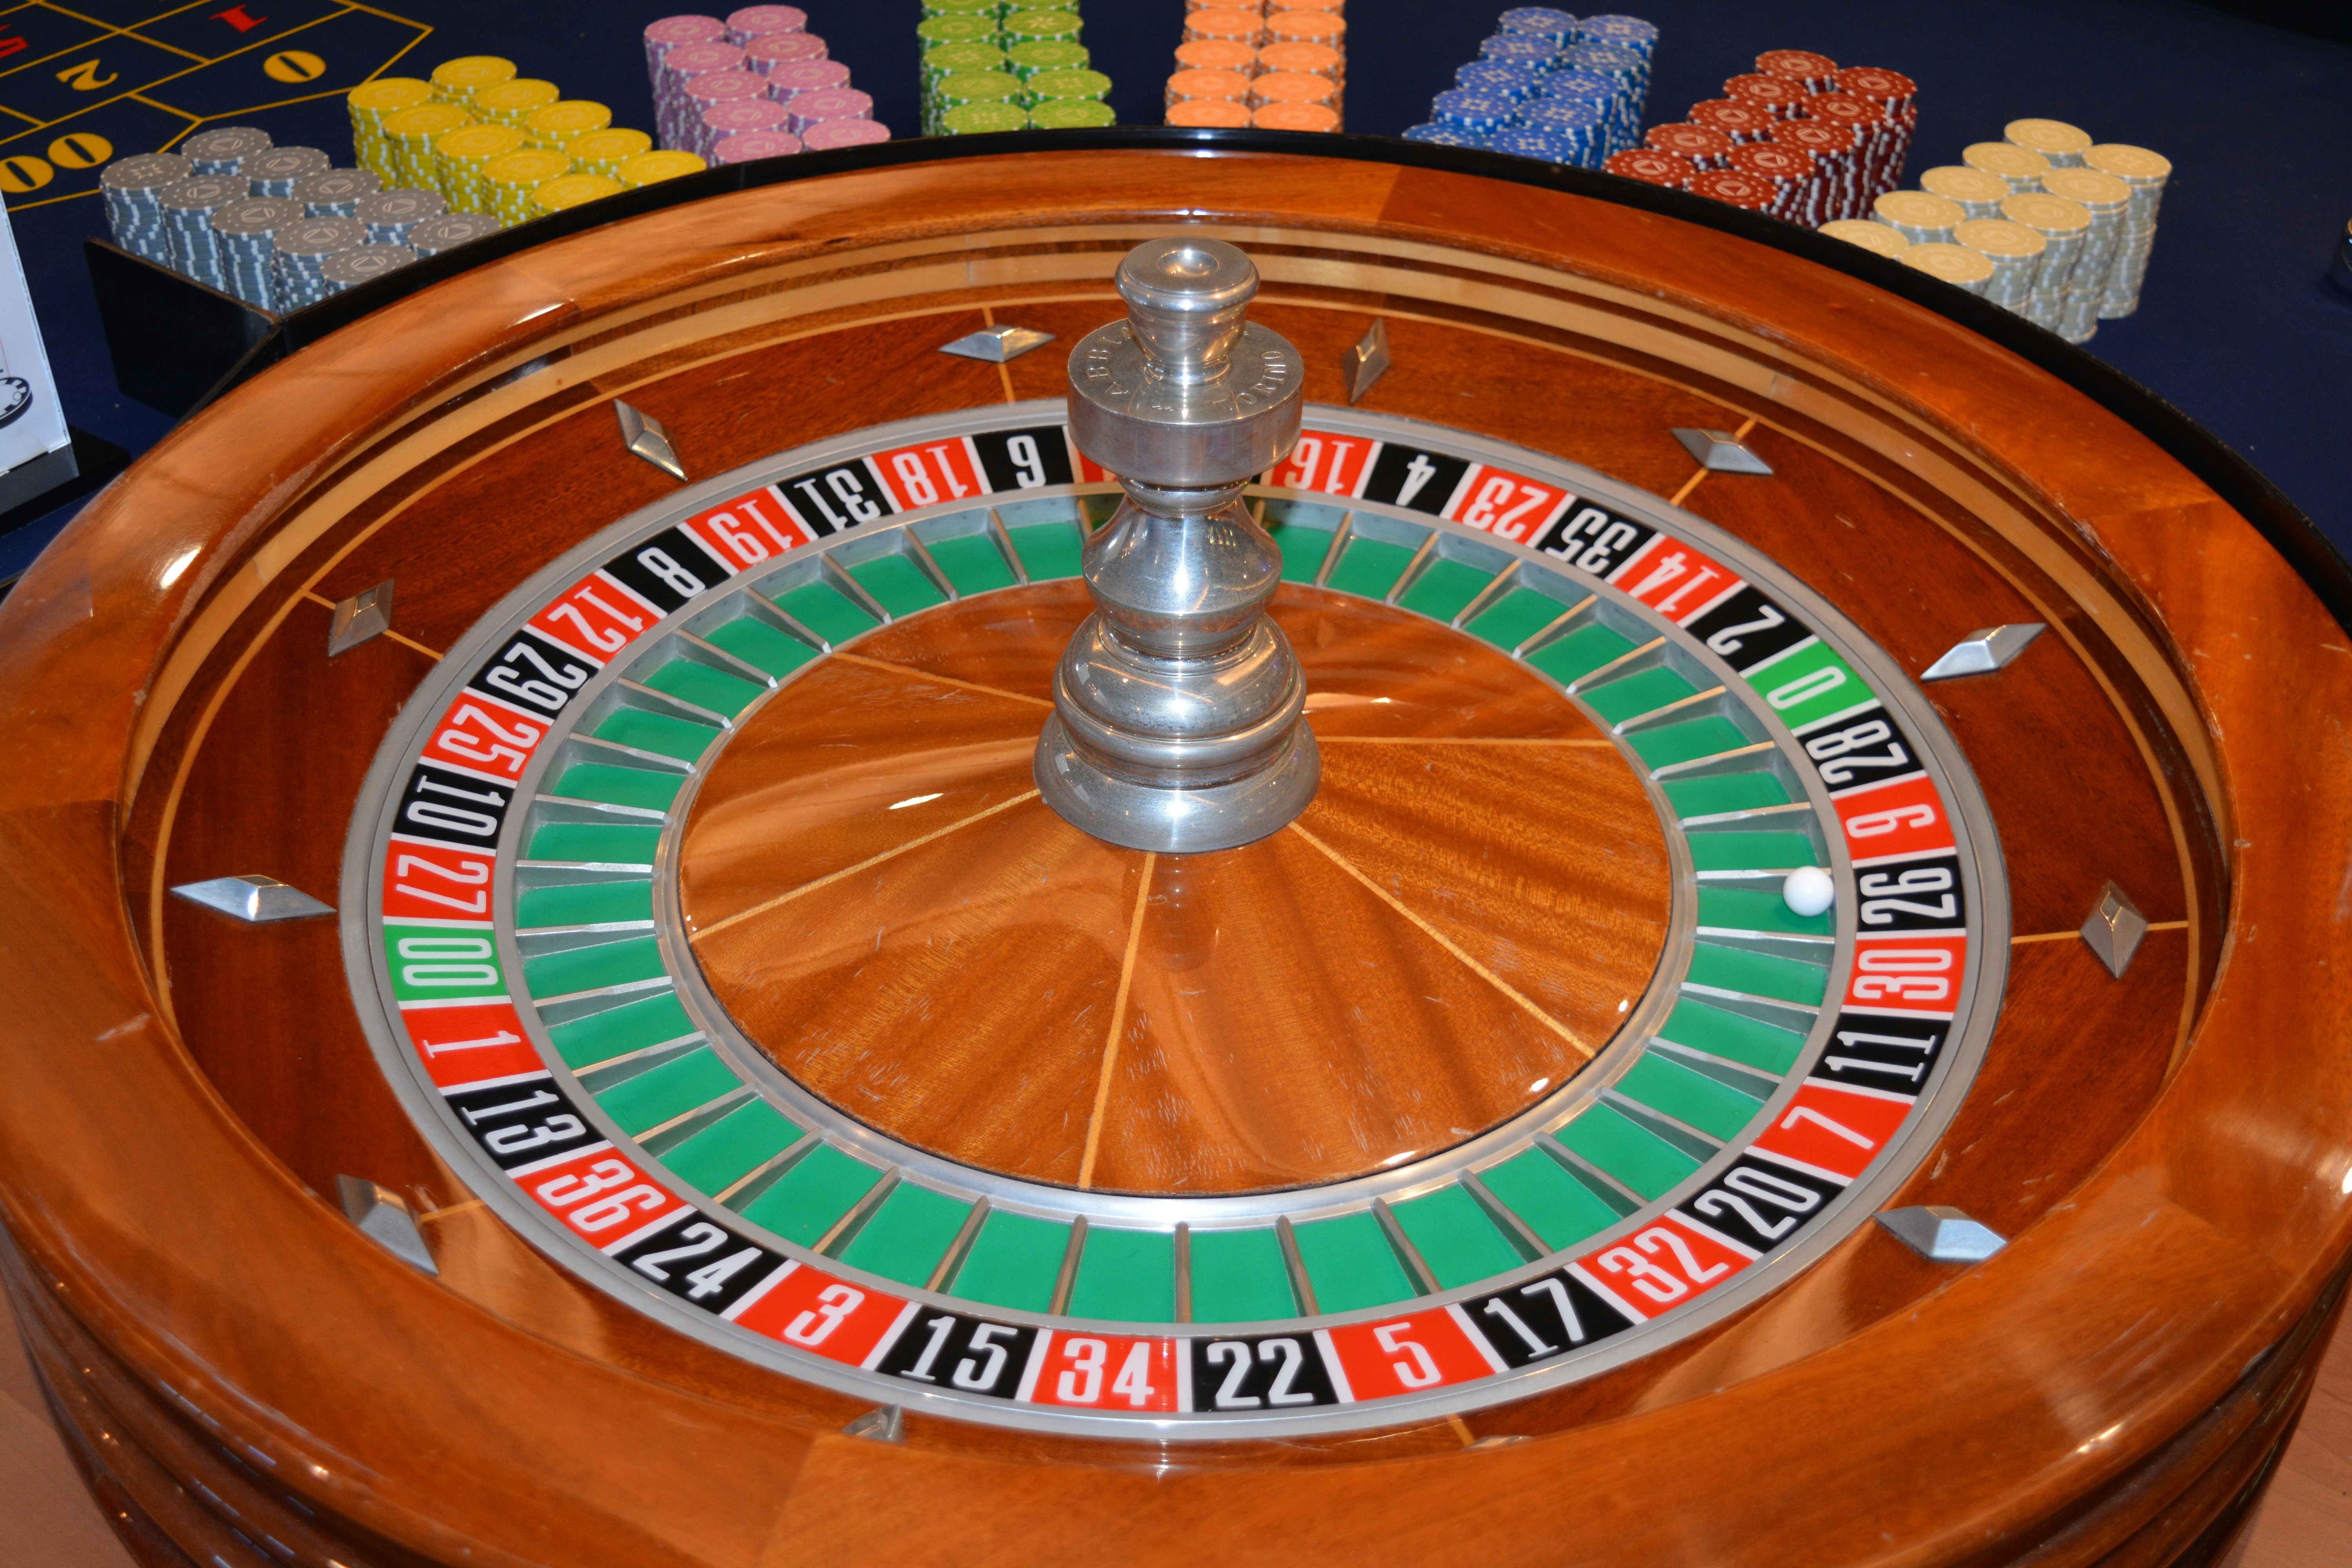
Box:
272, 215, 366, 311
101, 152, 191, 264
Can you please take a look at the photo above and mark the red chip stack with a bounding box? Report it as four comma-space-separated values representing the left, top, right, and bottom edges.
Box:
1663, 51, 1916, 223
1605, 147, 1695, 189
1729, 142, 1819, 222
1646, 122, 1732, 170
1688, 167, 1779, 212
1755, 49, 1838, 93
1688, 98, 1776, 145
1723, 73, 1808, 119
1835, 66, 1919, 196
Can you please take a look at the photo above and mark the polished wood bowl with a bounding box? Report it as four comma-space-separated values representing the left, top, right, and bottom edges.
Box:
1, 134, 2346, 1567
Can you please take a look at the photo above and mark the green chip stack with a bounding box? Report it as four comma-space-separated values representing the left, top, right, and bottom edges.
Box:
943, 101, 1030, 135
917, 0, 1112, 136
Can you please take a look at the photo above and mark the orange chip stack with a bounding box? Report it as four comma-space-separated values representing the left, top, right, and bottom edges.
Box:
1169, 2, 1348, 133
1174, 38, 1257, 74
1254, 101, 1338, 132
1167, 69, 1253, 110
1167, 98, 1252, 127
1252, 71, 1337, 112
1185, 8, 1266, 47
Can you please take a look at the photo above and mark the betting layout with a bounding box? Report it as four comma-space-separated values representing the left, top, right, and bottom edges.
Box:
0, 1, 426, 207
350, 402, 2003, 1435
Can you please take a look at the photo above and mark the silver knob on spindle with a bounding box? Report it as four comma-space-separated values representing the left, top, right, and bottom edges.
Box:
1035, 237, 1319, 853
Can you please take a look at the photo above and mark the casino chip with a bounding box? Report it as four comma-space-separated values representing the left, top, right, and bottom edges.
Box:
100, 152, 191, 265
532, 174, 627, 216
209, 195, 305, 310
1497, 7, 1579, 45
1820, 217, 1910, 257
1255, 102, 1340, 133
941, 101, 1029, 134
1403, 123, 1488, 148
405, 212, 505, 257
1165, 99, 1249, 129
1900, 241, 1996, 295
357, 188, 448, 246
181, 125, 271, 178
1606, 148, 1695, 188
1030, 99, 1116, 129
291, 168, 382, 219
243, 146, 330, 198
271, 215, 365, 312
320, 243, 419, 294
617, 150, 710, 187
157, 174, 247, 285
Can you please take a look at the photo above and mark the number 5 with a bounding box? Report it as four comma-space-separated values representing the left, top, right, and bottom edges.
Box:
1373, 1321, 1443, 1388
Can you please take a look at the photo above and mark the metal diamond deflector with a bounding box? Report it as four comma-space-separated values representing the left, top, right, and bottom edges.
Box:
327, 580, 393, 656
171, 875, 335, 923
1921, 622, 2046, 681
335, 1176, 439, 1274
1671, 427, 1773, 474
940, 324, 1055, 363
2081, 880, 2150, 978
1345, 318, 1391, 404
1875, 1205, 2008, 1262
614, 399, 687, 481
842, 1406, 904, 1443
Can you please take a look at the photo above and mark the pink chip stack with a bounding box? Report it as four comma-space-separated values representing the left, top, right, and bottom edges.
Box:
785, 87, 871, 137
764, 58, 850, 103
654, 39, 746, 147
644, 11, 888, 154
725, 5, 805, 45
712, 129, 804, 164
744, 31, 827, 74
801, 118, 888, 151
696, 96, 793, 157
644, 14, 726, 80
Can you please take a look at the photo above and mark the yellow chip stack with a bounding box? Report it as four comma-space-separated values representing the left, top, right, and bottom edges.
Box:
2000, 191, 2092, 332
379, 103, 478, 192
526, 101, 613, 151
1952, 217, 2045, 313
1872, 189, 1967, 245
2084, 143, 2172, 318
430, 56, 517, 108
567, 129, 655, 179
474, 79, 563, 129
348, 78, 433, 183
481, 148, 573, 225
532, 172, 626, 218
2041, 167, 2133, 342
433, 123, 529, 212
616, 150, 708, 189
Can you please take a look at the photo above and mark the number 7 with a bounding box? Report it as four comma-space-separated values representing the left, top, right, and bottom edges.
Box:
1780, 1104, 1875, 1149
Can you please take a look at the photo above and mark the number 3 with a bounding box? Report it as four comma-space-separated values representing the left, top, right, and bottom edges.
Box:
783, 1283, 864, 1347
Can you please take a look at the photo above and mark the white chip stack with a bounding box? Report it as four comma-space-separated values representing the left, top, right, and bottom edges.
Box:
1900, 242, 1995, 296
2085, 143, 2171, 318
1920, 164, 2009, 220
2041, 167, 2132, 342
1873, 189, 1965, 245
1962, 141, 2048, 195
1821, 217, 1909, 258
1952, 217, 2045, 313
2001, 192, 2092, 334
2005, 117, 2091, 170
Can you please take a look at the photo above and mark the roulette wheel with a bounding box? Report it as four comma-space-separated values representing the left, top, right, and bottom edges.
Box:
1, 132, 2348, 1567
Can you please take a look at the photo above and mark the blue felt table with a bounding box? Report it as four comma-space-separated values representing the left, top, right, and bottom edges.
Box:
2, 0, 2345, 580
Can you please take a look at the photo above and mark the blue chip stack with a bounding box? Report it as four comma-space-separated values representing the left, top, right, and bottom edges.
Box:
1431, 88, 1517, 138
1498, 7, 1578, 45
1403, 11, 1659, 167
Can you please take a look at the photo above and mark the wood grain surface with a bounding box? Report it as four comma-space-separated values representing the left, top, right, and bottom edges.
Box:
0, 146, 2341, 1567
682, 586, 1669, 1193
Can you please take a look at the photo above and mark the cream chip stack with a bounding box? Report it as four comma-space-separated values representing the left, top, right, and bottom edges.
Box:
1953, 217, 2045, 314
2041, 167, 2132, 342
1873, 189, 1967, 245
1900, 242, 1995, 296
1821, 218, 1909, 258
2085, 143, 2172, 318
1920, 164, 2012, 220
1963, 140, 2049, 194
2000, 192, 2092, 331
2005, 117, 2091, 169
